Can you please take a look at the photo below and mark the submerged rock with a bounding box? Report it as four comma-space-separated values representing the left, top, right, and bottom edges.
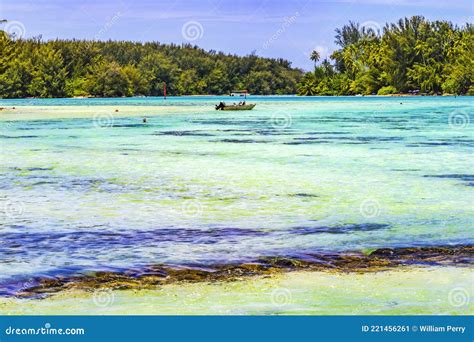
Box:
11, 245, 473, 299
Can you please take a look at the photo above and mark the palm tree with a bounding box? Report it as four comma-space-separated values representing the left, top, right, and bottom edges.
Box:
321, 58, 333, 77
310, 50, 320, 67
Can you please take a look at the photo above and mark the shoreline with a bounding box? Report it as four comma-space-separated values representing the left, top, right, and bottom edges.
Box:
7, 245, 472, 300
0, 94, 471, 104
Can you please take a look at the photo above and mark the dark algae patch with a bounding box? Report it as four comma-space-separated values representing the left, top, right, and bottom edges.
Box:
217, 139, 270, 144
153, 130, 215, 137
423, 174, 474, 187
424, 174, 474, 181
289, 193, 320, 198
9, 245, 473, 299
290, 223, 390, 235
0, 228, 269, 252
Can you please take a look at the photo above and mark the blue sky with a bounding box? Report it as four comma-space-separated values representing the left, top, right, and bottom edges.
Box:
1, 0, 472, 70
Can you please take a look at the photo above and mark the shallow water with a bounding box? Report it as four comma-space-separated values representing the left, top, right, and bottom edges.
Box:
0, 96, 473, 295
1, 267, 472, 315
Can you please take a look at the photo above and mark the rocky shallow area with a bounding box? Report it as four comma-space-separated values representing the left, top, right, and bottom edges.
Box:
10, 245, 473, 299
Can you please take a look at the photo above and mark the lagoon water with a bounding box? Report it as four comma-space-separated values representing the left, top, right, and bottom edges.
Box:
0, 96, 473, 300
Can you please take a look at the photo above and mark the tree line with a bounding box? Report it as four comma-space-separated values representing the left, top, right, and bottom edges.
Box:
299, 16, 473, 96
0, 16, 472, 98
0, 32, 302, 98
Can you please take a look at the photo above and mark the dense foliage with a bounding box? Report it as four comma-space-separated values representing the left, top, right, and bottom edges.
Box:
0, 33, 302, 98
1, 16, 472, 98
298, 16, 473, 96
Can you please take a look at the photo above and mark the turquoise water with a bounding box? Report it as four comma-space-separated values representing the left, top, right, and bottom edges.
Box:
0, 96, 472, 294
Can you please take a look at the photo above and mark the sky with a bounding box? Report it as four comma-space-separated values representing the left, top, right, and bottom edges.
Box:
1, 0, 472, 70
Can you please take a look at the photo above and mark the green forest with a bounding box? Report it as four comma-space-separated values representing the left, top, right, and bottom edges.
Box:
299, 16, 473, 96
0, 15, 472, 98
0, 34, 301, 98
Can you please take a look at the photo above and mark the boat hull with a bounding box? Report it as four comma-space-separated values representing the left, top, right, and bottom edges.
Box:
220, 104, 256, 111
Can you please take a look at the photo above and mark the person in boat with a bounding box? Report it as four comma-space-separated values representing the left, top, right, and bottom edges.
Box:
143, 117, 147, 123
215, 102, 225, 110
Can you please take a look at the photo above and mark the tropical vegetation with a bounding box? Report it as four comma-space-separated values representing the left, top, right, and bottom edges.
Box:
0, 31, 301, 98
298, 16, 473, 96
0, 16, 472, 98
